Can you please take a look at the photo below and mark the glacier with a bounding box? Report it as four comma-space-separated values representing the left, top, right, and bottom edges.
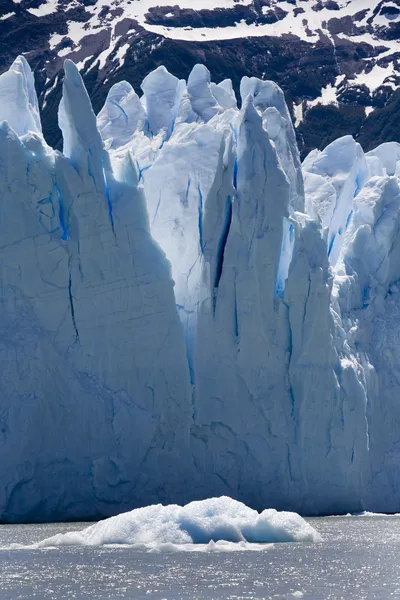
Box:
0, 55, 400, 522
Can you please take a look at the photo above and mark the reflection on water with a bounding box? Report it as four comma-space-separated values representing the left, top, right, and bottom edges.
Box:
0, 516, 400, 599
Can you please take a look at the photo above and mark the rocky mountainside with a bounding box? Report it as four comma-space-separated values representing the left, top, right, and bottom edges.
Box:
1, 0, 400, 156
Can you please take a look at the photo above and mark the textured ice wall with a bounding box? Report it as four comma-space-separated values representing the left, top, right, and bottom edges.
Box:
0, 58, 192, 522
1, 56, 400, 521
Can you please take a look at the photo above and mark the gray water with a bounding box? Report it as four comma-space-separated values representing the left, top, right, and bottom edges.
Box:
0, 516, 399, 599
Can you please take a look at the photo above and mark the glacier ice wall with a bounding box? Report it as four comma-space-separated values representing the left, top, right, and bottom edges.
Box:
0, 56, 400, 521
0, 58, 193, 522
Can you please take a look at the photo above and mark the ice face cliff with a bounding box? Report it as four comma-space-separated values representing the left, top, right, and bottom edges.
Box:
0, 56, 399, 522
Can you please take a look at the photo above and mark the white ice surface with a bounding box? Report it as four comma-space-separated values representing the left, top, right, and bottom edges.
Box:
33, 497, 322, 549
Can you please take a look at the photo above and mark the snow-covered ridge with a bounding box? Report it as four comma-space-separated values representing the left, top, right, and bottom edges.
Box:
4, 0, 399, 106
55, 0, 399, 85
1, 55, 400, 522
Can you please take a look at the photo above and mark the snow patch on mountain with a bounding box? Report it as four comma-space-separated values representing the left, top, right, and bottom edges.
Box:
5, 0, 396, 103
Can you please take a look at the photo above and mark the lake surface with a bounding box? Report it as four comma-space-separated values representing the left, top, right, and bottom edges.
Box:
0, 516, 399, 599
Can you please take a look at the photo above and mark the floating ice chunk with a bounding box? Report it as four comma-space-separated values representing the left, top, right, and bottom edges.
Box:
35, 497, 322, 548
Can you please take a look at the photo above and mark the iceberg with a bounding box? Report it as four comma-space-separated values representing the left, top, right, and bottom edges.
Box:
0, 56, 400, 522
33, 497, 322, 549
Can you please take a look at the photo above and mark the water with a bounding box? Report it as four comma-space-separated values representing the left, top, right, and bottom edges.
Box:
0, 516, 399, 599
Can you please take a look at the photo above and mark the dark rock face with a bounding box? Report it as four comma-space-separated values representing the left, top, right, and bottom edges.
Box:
1, 0, 400, 158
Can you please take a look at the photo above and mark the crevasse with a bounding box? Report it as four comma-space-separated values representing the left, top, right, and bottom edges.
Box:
0, 56, 399, 522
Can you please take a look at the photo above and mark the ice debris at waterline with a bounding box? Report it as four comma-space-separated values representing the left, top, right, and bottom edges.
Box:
30, 498, 321, 551
1, 56, 400, 522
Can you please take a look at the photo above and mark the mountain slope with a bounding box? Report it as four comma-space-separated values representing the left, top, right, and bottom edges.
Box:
1, 0, 400, 155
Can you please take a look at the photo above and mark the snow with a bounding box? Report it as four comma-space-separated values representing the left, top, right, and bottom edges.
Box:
0, 12, 15, 20
294, 102, 303, 127
348, 64, 395, 93
27, 0, 58, 17
49, 33, 64, 51
32, 497, 322, 548
42, 74, 59, 109
307, 83, 339, 109
115, 42, 130, 66
58, 46, 73, 58
30, 0, 400, 101
2, 55, 400, 521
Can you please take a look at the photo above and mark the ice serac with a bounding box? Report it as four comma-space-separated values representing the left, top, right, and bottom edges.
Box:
0, 56, 41, 136
191, 96, 367, 514
210, 79, 237, 110
141, 66, 182, 138
187, 64, 221, 122
240, 77, 304, 213
0, 58, 192, 522
303, 136, 369, 264
192, 95, 296, 508
366, 142, 400, 177
2, 56, 400, 521
96, 81, 146, 150
284, 217, 368, 514
333, 174, 400, 512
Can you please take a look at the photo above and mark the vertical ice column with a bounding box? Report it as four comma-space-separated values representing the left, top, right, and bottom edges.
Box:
59, 59, 109, 198
200, 130, 235, 308
187, 64, 221, 122
141, 66, 183, 138
366, 142, 400, 177
240, 77, 304, 213
334, 175, 400, 512
192, 96, 297, 509
302, 136, 369, 265
141, 117, 228, 385
284, 217, 368, 514
210, 79, 237, 110
97, 81, 146, 149
0, 55, 42, 136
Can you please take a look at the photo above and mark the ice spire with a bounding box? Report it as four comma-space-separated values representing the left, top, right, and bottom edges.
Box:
58, 59, 108, 193
240, 77, 304, 213
187, 64, 221, 122
0, 55, 41, 136
97, 81, 146, 149
141, 66, 181, 137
